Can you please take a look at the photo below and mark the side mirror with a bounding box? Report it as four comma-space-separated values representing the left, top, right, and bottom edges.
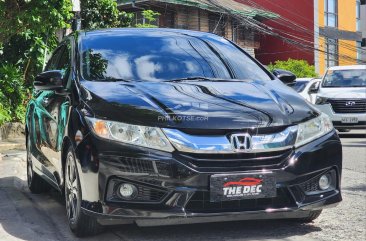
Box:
273, 69, 297, 85
34, 70, 64, 91
309, 82, 320, 94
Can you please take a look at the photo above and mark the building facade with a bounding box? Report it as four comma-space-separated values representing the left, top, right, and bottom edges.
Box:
316, 0, 364, 74
248, 0, 315, 67
359, 0, 366, 61
117, 0, 277, 57
241, 0, 365, 75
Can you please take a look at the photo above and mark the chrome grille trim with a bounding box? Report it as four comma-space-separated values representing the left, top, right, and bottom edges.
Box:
162, 126, 297, 154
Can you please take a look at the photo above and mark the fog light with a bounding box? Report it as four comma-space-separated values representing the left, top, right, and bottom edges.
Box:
119, 183, 137, 199
319, 174, 331, 190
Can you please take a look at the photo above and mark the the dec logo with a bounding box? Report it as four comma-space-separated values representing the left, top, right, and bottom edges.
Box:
223, 177, 263, 197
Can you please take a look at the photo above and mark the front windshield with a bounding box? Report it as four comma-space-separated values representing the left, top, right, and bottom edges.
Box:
322, 69, 366, 87
291, 81, 308, 92
80, 31, 271, 82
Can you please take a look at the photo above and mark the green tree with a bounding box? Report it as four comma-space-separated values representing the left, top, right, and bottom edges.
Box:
135, 10, 161, 28
81, 0, 133, 29
0, 0, 73, 82
0, 0, 134, 124
0, 64, 27, 125
0, 0, 73, 124
267, 59, 318, 78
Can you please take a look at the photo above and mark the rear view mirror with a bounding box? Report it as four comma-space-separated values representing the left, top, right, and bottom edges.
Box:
309, 81, 320, 94
273, 69, 297, 85
34, 70, 64, 91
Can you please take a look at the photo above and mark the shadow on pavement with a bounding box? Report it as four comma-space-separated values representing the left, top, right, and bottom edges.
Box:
343, 184, 366, 192
106, 219, 322, 241
0, 176, 323, 241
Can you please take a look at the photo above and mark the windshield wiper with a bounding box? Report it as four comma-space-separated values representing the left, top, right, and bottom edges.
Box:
164, 77, 225, 82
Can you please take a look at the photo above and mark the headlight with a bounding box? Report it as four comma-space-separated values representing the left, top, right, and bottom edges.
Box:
315, 96, 328, 105
85, 117, 174, 152
295, 113, 333, 147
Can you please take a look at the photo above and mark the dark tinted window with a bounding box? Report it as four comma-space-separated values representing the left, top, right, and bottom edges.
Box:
80, 32, 271, 82
323, 69, 366, 87
45, 47, 63, 71
57, 44, 71, 78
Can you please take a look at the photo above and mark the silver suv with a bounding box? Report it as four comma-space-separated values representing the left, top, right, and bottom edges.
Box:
315, 65, 366, 130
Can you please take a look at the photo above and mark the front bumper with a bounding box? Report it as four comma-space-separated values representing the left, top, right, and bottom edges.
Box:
316, 104, 366, 129
74, 130, 342, 225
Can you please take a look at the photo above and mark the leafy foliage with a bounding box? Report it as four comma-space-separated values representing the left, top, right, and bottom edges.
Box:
0, 64, 27, 125
267, 59, 318, 78
0, 0, 72, 125
135, 10, 161, 28
81, 0, 133, 29
0, 0, 73, 82
0, 0, 153, 125
0, 0, 131, 125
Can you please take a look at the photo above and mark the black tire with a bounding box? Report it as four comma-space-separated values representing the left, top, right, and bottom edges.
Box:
64, 146, 103, 237
296, 210, 322, 223
27, 136, 50, 194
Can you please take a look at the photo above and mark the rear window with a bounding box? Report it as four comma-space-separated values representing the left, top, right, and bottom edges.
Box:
322, 69, 366, 87
80, 32, 271, 82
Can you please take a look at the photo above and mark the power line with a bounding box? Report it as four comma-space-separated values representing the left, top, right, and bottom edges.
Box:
124, 0, 365, 63
243, 0, 365, 54
212, 0, 365, 63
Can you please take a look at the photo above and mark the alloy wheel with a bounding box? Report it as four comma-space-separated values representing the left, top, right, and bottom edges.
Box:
26, 154, 33, 187
65, 153, 80, 224
26, 137, 33, 188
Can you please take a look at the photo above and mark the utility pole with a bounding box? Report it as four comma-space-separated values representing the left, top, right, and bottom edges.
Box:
71, 0, 81, 31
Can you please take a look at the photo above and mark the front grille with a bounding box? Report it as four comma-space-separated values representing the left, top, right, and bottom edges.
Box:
176, 149, 293, 169
300, 179, 319, 193
328, 99, 366, 113
134, 185, 168, 202
185, 188, 295, 213
101, 155, 171, 176
102, 156, 154, 174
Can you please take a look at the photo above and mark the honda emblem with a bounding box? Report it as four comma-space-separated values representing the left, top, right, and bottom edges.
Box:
230, 133, 252, 152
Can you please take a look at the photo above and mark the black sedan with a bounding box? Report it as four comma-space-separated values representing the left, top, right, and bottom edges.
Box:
26, 28, 342, 237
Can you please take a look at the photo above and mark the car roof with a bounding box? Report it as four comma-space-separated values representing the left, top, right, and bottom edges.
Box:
77, 28, 224, 41
327, 65, 366, 71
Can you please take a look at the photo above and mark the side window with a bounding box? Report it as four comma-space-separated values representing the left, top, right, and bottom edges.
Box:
57, 44, 71, 78
56, 44, 72, 87
45, 47, 63, 71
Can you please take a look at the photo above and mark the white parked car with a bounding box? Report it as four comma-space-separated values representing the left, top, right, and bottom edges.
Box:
315, 65, 366, 131
290, 78, 321, 104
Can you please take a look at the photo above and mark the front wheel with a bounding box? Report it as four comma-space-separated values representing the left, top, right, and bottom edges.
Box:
64, 147, 102, 237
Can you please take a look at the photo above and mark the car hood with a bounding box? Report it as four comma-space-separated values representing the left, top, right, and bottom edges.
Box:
80, 79, 318, 130
318, 87, 366, 99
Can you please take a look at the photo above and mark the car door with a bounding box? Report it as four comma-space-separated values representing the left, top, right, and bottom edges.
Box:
31, 41, 72, 186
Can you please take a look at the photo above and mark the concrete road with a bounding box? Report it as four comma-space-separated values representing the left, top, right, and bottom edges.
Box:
0, 131, 365, 241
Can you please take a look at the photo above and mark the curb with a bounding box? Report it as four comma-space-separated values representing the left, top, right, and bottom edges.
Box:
0, 138, 25, 152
